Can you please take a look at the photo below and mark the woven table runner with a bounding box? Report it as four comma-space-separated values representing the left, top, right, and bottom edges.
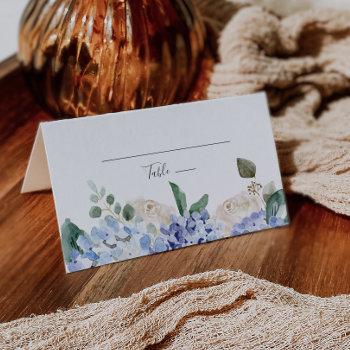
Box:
1, 269, 349, 349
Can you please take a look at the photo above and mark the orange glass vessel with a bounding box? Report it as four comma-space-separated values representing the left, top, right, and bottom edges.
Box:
18, 0, 206, 117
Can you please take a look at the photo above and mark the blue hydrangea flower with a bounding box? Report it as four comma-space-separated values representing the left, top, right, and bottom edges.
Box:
231, 209, 285, 236
268, 216, 285, 227
157, 209, 224, 249
250, 211, 260, 220
110, 246, 123, 259
140, 234, 152, 252
154, 237, 168, 252
97, 251, 115, 265
67, 249, 92, 272
200, 209, 210, 221
91, 226, 109, 242
70, 204, 278, 272
191, 211, 201, 221
160, 224, 171, 236
206, 232, 218, 242
232, 222, 250, 236
76, 235, 94, 251
123, 225, 139, 236
105, 215, 119, 232
82, 250, 99, 261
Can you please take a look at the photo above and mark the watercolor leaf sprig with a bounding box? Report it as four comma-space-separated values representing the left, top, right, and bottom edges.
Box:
236, 158, 288, 223
87, 180, 135, 223
169, 182, 209, 216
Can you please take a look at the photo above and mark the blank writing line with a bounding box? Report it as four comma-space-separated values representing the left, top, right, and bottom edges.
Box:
102, 140, 231, 163
175, 168, 197, 174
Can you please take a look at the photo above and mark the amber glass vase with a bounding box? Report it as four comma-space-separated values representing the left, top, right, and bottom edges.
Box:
18, 0, 206, 117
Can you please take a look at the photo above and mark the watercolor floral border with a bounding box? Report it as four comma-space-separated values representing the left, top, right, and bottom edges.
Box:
61, 158, 289, 272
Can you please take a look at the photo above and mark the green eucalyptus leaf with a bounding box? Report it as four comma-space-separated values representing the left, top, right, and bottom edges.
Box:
114, 202, 122, 215
89, 206, 102, 218
266, 189, 287, 223
87, 180, 98, 193
189, 194, 209, 214
61, 219, 85, 262
90, 194, 99, 203
122, 204, 135, 221
169, 182, 187, 216
262, 181, 276, 203
106, 194, 115, 205
236, 158, 256, 178
100, 187, 106, 198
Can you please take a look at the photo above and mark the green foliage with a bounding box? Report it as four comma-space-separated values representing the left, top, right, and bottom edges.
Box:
189, 194, 209, 215
237, 158, 256, 178
146, 223, 157, 235
89, 206, 102, 218
169, 182, 209, 216
61, 219, 85, 262
100, 187, 106, 198
169, 182, 187, 216
106, 194, 115, 205
266, 189, 287, 223
262, 181, 276, 203
122, 204, 135, 221
90, 194, 99, 203
114, 202, 121, 215
87, 180, 98, 193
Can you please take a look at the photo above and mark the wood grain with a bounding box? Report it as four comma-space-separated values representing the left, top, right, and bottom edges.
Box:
0, 57, 349, 324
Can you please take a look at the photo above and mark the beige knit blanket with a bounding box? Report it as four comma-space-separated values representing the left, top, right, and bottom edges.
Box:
196, 0, 350, 216
1, 270, 349, 349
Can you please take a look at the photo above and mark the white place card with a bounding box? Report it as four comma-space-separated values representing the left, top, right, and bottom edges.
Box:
22, 93, 289, 273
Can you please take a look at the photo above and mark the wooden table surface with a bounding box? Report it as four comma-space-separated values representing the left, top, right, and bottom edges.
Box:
0, 57, 349, 324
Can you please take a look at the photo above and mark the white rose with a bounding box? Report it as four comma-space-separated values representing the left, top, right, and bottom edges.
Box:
130, 199, 173, 226
215, 192, 261, 232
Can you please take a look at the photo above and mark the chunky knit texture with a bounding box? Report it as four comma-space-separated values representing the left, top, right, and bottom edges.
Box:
1, 269, 349, 349
196, 0, 350, 216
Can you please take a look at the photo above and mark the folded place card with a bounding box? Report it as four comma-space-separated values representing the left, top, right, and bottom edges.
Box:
22, 93, 289, 273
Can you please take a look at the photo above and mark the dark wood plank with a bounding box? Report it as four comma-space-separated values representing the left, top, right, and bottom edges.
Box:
0, 59, 349, 324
